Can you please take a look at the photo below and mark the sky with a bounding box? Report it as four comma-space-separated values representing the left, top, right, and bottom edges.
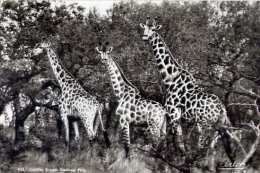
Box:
64, 0, 162, 16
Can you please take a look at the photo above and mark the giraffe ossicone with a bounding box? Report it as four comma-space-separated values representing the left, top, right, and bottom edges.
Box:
96, 42, 174, 158
31, 38, 110, 151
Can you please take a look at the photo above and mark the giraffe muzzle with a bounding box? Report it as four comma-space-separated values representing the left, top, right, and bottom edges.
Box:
101, 59, 107, 63
141, 35, 150, 41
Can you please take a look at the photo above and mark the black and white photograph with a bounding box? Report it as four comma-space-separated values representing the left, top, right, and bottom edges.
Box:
0, 0, 259, 172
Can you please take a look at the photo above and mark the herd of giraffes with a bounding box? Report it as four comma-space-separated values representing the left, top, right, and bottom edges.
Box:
30, 16, 235, 159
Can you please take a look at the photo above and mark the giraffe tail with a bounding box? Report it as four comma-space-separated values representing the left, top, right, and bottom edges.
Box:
103, 131, 111, 148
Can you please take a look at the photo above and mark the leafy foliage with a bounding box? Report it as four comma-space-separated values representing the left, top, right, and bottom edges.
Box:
0, 0, 259, 172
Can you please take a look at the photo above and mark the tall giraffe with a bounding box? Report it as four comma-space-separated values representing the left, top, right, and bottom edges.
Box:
140, 17, 232, 150
31, 38, 110, 150
96, 42, 177, 158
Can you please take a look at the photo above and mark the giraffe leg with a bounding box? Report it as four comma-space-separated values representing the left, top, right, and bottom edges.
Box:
63, 117, 70, 152
122, 123, 131, 159
171, 122, 186, 153
72, 121, 80, 150
197, 123, 207, 149
198, 123, 219, 171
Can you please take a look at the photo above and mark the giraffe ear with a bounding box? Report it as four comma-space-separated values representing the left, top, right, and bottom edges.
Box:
108, 46, 113, 52
155, 25, 162, 30
96, 47, 101, 53
139, 23, 145, 28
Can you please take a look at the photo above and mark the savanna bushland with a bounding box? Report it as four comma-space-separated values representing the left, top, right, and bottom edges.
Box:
0, 1, 259, 172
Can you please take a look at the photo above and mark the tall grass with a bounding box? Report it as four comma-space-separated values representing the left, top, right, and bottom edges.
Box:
0, 126, 155, 173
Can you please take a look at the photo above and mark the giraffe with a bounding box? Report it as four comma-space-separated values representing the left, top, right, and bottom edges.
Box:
139, 16, 233, 153
31, 38, 110, 151
96, 42, 177, 158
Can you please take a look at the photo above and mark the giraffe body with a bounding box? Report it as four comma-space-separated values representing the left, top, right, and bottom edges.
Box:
96, 43, 171, 157
140, 17, 230, 150
31, 39, 108, 150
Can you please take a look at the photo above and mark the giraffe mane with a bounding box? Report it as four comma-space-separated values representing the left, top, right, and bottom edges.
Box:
156, 34, 199, 85
111, 56, 140, 95
48, 45, 79, 82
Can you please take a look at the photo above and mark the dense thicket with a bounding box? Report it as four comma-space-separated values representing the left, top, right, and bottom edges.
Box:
0, 0, 259, 172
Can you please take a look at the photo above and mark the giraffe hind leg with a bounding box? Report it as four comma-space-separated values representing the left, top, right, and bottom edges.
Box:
171, 122, 186, 153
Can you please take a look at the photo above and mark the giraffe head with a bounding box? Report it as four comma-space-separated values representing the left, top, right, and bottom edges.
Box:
96, 42, 113, 63
139, 16, 162, 41
31, 38, 51, 56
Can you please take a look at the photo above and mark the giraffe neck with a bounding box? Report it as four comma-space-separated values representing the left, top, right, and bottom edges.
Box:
149, 33, 198, 87
46, 47, 76, 88
105, 56, 139, 99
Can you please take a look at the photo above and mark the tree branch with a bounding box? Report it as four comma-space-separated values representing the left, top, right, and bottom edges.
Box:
241, 121, 260, 164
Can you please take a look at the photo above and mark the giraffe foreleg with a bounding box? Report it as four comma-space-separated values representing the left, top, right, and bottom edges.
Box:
122, 122, 131, 159
62, 116, 70, 152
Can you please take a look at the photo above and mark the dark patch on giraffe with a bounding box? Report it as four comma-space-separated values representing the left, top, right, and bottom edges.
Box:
161, 71, 167, 79
126, 117, 130, 122
148, 105, 153, 111
165, 79, 171, 83
114, 85, 119, 89
181, 75, 186, 81
130, 98, 134, 104
154, 49, 158, 55
124, 109, 129, 115
125, 103, 130, 109
56, 66, 61, 73
156, 59, 162, 64
117, 109, 123, 115
135, 95, 141, 99
202, 95, 207, 99
166, 100, 173, 105
164, 56, 170, 65
62, 79, 65, 83
152, 45, 157, 49
181, 97, 186, 105
174, 97, 180, 104
187, 83, 193, 89
197, 92, 203, 97
154, 39, 158, 45
158, 64, 164, 70
130, 105, 135, 112
117, 76, 122, 81
125, 95, 130, 102
186, 101, 191, 108
136, 116, 141, 121
119, 82, 124, 87
167, 66, 173, 74
60, 71, 65, 78
158, 43, 164, 47
159, 49, 164, 54
130, 113, 135, 118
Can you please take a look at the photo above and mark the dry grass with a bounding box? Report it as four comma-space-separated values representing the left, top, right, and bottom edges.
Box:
0, 127, 154, 173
